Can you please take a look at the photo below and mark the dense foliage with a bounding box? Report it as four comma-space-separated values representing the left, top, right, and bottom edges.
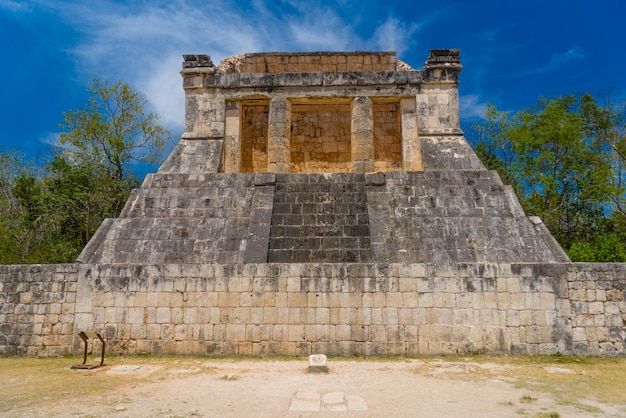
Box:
468, 93, 626, 261
0, 79, 169, 264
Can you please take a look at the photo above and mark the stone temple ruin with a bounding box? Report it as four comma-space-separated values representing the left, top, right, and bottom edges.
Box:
1, 50, 625, 358
79, 50, 568, 266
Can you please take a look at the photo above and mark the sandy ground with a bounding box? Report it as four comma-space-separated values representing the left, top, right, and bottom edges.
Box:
6, 357, 626, 417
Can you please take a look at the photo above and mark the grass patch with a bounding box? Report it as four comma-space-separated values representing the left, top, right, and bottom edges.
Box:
0, 355, 219, 413
426, 354, 626, 406
0, 356, 124, 412
557, 398, 603, 413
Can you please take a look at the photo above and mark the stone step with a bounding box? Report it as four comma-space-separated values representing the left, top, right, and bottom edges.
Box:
148, 173, 255, 189
268, 173, 372, 263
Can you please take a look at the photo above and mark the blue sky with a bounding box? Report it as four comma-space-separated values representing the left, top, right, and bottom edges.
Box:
1, 0, 625, 169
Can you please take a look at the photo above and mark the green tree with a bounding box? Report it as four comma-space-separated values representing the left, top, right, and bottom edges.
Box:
40, 157, 139, 262
0, 79, 170, 264
59, 78, 170, 181
511, 96, 616, 247
0, 152, 31, 263
470, 94, 625, 261
579, 91, 626, 219
45, 78, 170, 261
472, 104, 519, 187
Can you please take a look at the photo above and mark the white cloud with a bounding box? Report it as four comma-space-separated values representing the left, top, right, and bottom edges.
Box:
286, 6, 358, 51
40, 132, 61, 147
44, 0, 270, 131
31, 0, 441, 133
0, 0, 32, 12
460, 94, 488, 119
371, 17, 418, 55
136, 54, 185, 128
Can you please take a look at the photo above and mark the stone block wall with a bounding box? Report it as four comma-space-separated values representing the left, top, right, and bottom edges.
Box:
242, 52, 398, 73
373, 102, 402, 171
2, 262, 625, 358
0, 264, 78, 356
290, 103, 352, 173
365, 171, 570, 264
72, 263, 567, 356
566, 264, 626, 356
240, 103, 269, 172
79, 173, 276, 265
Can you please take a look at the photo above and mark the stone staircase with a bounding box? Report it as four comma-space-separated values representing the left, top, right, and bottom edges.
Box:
268, 173, 372, 263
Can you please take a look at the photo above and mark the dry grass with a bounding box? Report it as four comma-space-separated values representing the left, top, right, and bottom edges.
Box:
0, 355, 218, 412
1, 354, 625, 414
0, 356, 121, 412
495, 355, 626, 407
410, 353, 626, 412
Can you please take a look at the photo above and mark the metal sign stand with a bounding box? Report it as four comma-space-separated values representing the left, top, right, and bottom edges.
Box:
71, 331, 106, 370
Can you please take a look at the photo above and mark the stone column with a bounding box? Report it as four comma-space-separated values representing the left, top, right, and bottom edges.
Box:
267, 97, 290, 173
401, 98, 423, 171
223, 101, 241, 172
417, 49, 463, 137
351, 96, 374, 172
180, 55, 226, 139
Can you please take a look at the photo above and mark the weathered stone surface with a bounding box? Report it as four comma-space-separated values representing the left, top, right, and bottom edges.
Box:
268, 174, 372, 263
3, 262, 626, 357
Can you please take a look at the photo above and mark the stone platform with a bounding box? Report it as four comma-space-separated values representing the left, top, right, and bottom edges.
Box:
78, 160, 568, 265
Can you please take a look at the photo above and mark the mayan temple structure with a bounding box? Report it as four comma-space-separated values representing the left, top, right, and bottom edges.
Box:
1, 50, 624, 358
78, 50, 568, 265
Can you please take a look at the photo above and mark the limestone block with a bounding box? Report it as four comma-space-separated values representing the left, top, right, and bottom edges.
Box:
604, 302, 620, 315
288, 324, 305, 341
380, 308, 397, 325
327, 308, 342, 325
531, 311, 547, 326
225, 324, 245, 341
396, 308, 413, 325
606, 314, 623, 327
510, 293, 525, 310
285, 308, 300, 323
588, 302, 604, 315
335, 324, 351, 340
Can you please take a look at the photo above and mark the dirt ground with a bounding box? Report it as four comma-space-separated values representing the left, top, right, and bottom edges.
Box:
2, 355, 626, 417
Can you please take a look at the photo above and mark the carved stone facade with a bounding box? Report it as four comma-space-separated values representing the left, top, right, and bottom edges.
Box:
180, 50, 462, 174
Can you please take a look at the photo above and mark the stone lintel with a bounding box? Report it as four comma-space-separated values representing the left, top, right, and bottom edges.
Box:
418, 128, 464, 137
181, 132, 222, 139
204, 71, 423, 89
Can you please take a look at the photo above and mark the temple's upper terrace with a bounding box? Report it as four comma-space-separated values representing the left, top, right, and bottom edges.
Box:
179, 49, 463, 174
